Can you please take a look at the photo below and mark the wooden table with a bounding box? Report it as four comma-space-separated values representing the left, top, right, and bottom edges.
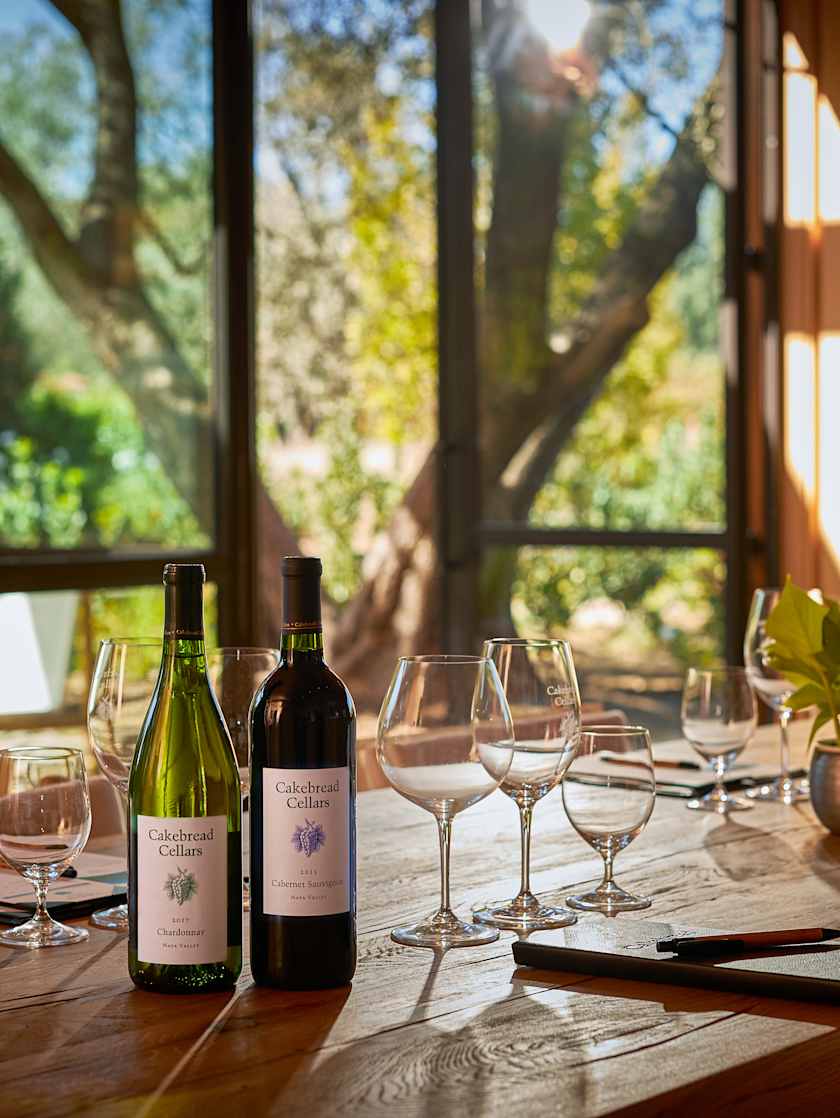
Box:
3, 721, 840, 1117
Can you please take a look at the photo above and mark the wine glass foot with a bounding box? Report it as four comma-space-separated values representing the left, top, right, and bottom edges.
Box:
687, 791, 752, 814
90, 903, 128, 931
567, 882, 650, 914
745, 777, 809, 805
472, 899, 577, 931
1, 913, 88, 949
391, 911, 500, 948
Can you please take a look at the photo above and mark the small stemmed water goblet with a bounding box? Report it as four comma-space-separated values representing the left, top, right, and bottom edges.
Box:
0, 746, 91, 948
472, 638, 580, 932
377, 655, 514, 948
682, 667, 757, 813
87, 638, 161, 930
562, 726, 655, 913
744, 588, 809, 803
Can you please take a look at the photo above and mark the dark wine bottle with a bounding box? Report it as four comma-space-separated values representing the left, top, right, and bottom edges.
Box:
250, 556, 356, 989
128, 563, 242, 994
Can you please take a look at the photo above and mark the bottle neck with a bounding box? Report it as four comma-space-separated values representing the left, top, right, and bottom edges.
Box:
281, 567, 323, 663
280, 627, 324, 663
163, 582, 207, 665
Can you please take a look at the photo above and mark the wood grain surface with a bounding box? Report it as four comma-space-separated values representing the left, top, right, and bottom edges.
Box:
2, 721, 840, 1117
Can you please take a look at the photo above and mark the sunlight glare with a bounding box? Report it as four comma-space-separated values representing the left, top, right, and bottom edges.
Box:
784, 71, 816, 226
525, 0, 591, 54
819, 95, 840, 224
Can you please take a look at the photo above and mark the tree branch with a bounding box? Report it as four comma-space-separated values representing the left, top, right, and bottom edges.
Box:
0, 137, 100, 316
492, 113, 712, 516
52, 0, 138, 283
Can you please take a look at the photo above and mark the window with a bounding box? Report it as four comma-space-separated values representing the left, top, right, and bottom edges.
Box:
0, 0, 243, 725
467, 0, 735, 735
3, 1, 768, 742
0, 0, 215, 553
255, 0, 437, 728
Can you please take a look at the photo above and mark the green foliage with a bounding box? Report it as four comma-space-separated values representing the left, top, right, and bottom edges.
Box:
766, 578, 840, 747
509, 547, 724, 670
265, 419, 402, 604
0, 375, 204, 549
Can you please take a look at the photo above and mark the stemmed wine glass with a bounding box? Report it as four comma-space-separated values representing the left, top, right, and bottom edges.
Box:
377, 655, 514, 948
562, 726, 655, 913
87, 638, 161, 930
744, 588, 809, 804
682, 667, 757, 813
0, 746, 91, 948
473, 638, 580, 931
207, 647, 280, 910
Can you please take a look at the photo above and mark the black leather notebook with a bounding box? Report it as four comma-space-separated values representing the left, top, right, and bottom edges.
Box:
513, 920, 840, 1004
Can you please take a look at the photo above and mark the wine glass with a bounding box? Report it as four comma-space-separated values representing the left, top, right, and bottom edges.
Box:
207, 646, 280, 910
562, 726, 655, 913
87, 638, 161, 930
744, 588, 809, 804
472, 638, 580, 931
0, 746, 91, 948
682, 667, 757, 813
377, 655, 514, 948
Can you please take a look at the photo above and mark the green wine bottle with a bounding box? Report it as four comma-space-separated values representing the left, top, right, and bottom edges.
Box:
128, 563, 242, 993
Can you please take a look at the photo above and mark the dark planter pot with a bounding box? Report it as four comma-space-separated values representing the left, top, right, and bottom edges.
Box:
809, 742, 840, 834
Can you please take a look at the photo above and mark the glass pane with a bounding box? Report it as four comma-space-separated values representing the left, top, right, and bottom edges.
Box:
0, 584, 218, 730
0, 2, 214, 550
473, 1, 727, 532
255, 0, 436, 730
480, 547, 726, 740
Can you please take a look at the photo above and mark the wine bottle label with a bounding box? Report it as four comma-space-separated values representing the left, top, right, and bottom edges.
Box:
262, 766, 350, 917
137, 814, 228, 965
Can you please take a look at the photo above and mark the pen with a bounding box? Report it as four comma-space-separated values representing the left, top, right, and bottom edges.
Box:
603, 754, 701, 772
656, 927, 840, 955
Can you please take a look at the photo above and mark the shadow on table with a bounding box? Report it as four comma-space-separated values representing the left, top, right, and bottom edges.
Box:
259, 970, 590, 1116
701, 814, 802, 882
511, 966, 840, 1028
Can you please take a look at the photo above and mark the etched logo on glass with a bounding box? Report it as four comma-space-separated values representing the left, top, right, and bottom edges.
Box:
292, 818, 326, 857
164, 866, 198, 906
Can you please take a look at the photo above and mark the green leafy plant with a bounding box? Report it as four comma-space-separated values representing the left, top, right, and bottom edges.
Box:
765, 577, 840, 748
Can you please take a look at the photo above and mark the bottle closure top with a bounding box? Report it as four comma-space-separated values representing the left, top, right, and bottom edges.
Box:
281, 555, 322, 631
163, 563, 205, 638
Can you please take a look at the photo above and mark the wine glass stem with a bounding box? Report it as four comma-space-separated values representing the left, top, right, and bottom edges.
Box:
600, 848, 615, 889
714, 756, 727, 799
518, 803, 534, 900
33, 872, 49, 922
779, 709, 792, 783
436, 817, 453, 917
